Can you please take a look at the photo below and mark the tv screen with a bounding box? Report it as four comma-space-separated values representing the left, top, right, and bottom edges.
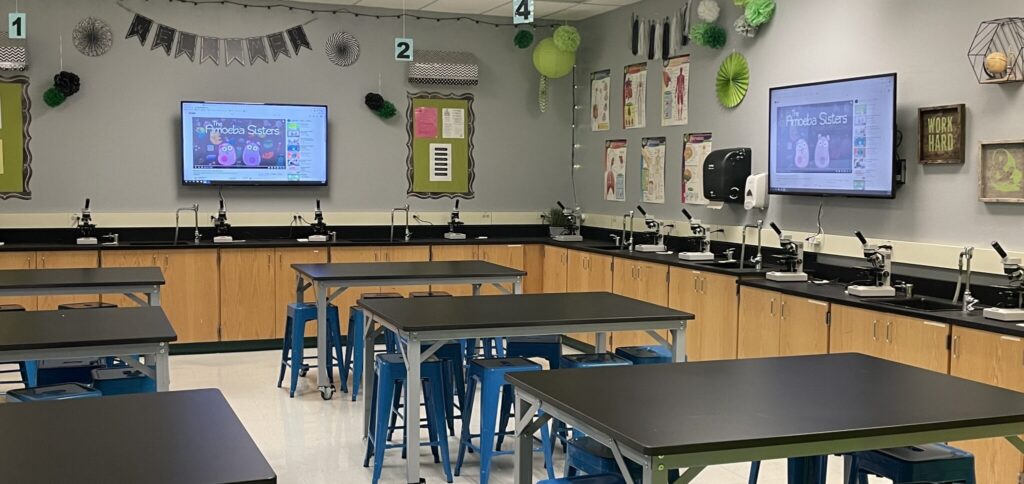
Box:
768, 73, 897, 198
181, 101, 328, 186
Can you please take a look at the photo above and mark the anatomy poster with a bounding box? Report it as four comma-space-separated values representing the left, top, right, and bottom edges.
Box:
590, 70, 611, 131
623, 63, 647, 129
661, 55, 689, 126
641, 137, 666, 203
604, 139, 628, 201
682, 133, 713, 205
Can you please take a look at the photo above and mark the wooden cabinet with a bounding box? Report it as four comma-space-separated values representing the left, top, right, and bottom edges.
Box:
100, 250, 160, 308
829, 304, 950, 373
829, 305, 887, 359
37, 251, 99, 310
565, 250, 614, 345
274, 248, 328, 338
479, 244, 526, 295
670, 268, 738, 361
738, 287, 829, 359
523, 244, 544, 294
612, 258, 669, 348
380, 246, 430, 297
0, 252, 36, 310
330, 247, 385, 333
950, 327, 1024, 484
542, 246, 568, 293
219, 248, 276, 341
430, 245, 479, 296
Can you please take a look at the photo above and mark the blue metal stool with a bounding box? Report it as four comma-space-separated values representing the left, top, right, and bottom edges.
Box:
749, 457, 827, 484
0, 304, 36, 388
57, 301, 117, 310
7, 382, 102, 402
342, 292, 404, 401
614, 345, 672, 365
566, 435, 641, 481
552, 353, 633, 452
844, 444, 975, 484
36, 302, 119, 386
507, 335, 563, 369
277, 303, 343, 398
364, 353, 452, 484
538, 474, 626, 484
456, 357, 555, 484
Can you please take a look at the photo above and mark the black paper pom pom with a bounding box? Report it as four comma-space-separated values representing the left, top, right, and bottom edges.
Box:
364, 93, 384, 111
53, 71, 81, 97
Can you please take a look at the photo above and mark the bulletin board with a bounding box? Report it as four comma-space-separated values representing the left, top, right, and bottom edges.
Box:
405, 91, 475, 199
0, 76, 31, 199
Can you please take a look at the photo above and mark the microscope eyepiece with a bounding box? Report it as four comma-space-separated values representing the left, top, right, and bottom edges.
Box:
682, 209, 693, 221
993, 241, 1009, 259
854, 231, 868, 245
556, 201, 566, 210
769, 222, 783, 236
636, 206, 647, 216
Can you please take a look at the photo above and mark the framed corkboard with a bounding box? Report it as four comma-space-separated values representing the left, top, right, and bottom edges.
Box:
918, 104, 965, 164
979, 140, 1024, 203
0, 75, 31, 199
405, 91, 475, 199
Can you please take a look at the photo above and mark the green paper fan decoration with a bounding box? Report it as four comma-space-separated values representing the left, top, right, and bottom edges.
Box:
716, 52, 749, 108
514, 30, 534, 49
744, 0, 776, 27
691, 22, 727, 49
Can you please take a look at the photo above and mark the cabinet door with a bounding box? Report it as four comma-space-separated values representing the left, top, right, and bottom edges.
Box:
950, 328, 1024, 484
889, 316, 950, 373
100, 250, 160, 308
581, 253, 615, 293
829, 305, 885, 358
219, 248, 276, 341
37, 251, 100, 310
612, 260, 668, 349
523, 245, 545, 294
381, 246, 431, 297
699, 272, 739, 361
329, 247, 383, 331
479, 245, 525, 295
779, 296, 830, 357
669, 268, 703, 360
161, 250, 220, 343
738, 287, 781, 358
0, 252, 36, 310
542, 246, 568, 293
430, 245, 479, 296
274, 248, 328, 338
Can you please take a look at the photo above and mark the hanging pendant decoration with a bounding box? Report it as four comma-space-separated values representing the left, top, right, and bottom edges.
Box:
224, 38, 245, 66
72, 17, 112, 57
175, 32, 197, 61
151, 24, 176, 55
324, 31, 359, 67
44, 71, 81, 108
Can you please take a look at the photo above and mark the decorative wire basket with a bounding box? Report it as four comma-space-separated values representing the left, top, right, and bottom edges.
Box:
968, 17, 1024, 84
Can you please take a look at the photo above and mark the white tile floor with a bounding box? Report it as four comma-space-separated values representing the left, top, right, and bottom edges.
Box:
168, 350, 882, 484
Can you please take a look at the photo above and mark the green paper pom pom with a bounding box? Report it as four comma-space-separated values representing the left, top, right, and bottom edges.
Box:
43, 87, 66, 107
514, 30, 534, 49
553, 25, 581, 53
375, 101, 397, 120
691, 22, 727, 49
745, 0, 775, 27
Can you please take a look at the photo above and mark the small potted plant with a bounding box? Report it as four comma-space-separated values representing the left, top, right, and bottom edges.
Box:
544, 207, 569, 237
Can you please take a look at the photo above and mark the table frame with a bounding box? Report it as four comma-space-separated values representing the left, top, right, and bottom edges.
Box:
362, 303, 687, 484
0, 283, 162, 307
0, 340, 170, 391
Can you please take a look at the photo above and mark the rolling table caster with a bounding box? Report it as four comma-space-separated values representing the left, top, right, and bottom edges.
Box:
320, 385, 335, 400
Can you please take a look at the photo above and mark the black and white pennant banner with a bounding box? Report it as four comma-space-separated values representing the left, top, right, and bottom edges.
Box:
224, 38, 245, 66
267, 32, 290, 61
175, 32, 197, 61
286, 26, 311, 54
246, 36, 268, 64
125, 14, 153, 45
151, 24, 176, 55
200, 36, 220, 65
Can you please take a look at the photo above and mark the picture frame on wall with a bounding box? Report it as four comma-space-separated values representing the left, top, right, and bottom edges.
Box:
979, 139, 1024, 203
918, 104, 965, 164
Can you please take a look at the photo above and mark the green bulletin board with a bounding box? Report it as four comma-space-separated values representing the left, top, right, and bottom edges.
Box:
406, 92, 475, 198
0, 76, 30, 199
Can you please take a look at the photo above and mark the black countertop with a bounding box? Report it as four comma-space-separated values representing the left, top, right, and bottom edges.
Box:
292, 260, 526, 282
359, 291, 693, 332
0, 306, 177, 350
0, 389, 275, 484
740, 278, 1024, 338
508, 353, 1024, 457
0, 266, 165, 290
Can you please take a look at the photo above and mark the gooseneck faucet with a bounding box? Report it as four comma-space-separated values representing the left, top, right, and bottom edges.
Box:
954, 246, 977, 312
174, 204, 201, 245
621, 210, 635, 252
390, 204, 412, 242
740, 219, 764, 270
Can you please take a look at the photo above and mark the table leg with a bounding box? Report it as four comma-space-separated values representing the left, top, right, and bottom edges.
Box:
153, 342, 169, 391
787, 456, 827, 484
147, 287, 161, 307
671, 324, 686, 362
595, 332, 609, 353
315, 282, 333, 399
472, 283, 481, 296
405, 335, 423, 484
363, 312, 376, 439
513, 277, 522, 295
513, 393, 539, 484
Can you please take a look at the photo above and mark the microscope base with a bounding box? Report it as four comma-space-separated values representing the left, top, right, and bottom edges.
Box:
213, 236, 234, 244
308, 235, 330, 242
551, 234, 583, 242
766, 271, 809, 282
678, 252, 715, 261
444, 232, 467, 240
983, 307, 1024, 322
76, 237, 98, 245
848, 285, 896, 297
635, 244, 667, 253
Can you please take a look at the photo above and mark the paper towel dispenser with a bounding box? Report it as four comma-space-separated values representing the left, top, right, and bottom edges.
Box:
703, 148, 752, 203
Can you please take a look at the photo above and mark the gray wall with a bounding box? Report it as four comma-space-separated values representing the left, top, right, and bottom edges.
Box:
6, 0, 571, 214
576, 0, 1024, 247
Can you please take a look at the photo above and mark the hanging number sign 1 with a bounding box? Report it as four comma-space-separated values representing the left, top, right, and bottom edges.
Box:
513, 0, 534, 24
395, 38, 414, 62
8, 12, 25, 39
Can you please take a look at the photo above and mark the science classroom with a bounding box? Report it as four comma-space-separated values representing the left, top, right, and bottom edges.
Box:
1, 0, 1023, 483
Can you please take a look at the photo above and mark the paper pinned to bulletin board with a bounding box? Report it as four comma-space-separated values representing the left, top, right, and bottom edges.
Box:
682, 132, 713, 206
604, 139, 627, 201
623, 63, 646, 129
661, 55, 689, 126
590, 69, 610, 131
641, 137, 666, 203
406, 92, 474, 199
0, 76, 31, 199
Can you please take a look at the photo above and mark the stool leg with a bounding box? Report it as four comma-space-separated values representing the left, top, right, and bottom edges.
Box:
22, 360, 37, 388
787, 456, 826, 484
442, 359, 456, 437
389, 381, 403, 445
477, 376, 501, 484
749, 461, 760, 484
289, 319, 304, 398
426, 374, 454, 483
539, 411, 555, 480
364, 369, 381, 468
329, 312, 347, 393
496, 383, 514, 450
278, 316, 293, 388
455, 375, 478, 476
350, 313, 365, 401
421, 379, 441, 464
370, 372, 393, 484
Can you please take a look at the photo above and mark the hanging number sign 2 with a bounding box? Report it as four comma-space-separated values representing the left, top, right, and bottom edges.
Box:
513, 0, 534, 24
395, 38, 414, 62
8, 12, 25, 39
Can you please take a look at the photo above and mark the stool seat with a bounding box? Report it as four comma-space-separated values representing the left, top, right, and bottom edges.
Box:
567, 436, 642, 482
470, 357, 539, 371
561, 353, 632, 368
343, 295, 405, 401
538, 475, 626, 484
359, 292, 404, 300
58, 302, 117, 310
508, 335, 562, 344
7, 382, 101, 402
409, 291, 452, 298
845, 443, 975, 484
615, 346, 672, 365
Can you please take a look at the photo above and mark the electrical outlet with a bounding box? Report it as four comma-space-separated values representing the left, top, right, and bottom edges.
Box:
482, 212, 491, 220
807, 234, 824, 247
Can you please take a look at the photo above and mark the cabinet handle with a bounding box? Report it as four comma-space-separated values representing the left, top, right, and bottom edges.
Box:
952, 335, 960, 358
872, 320, 878, 341
700, 276, 706, 294
770, 298, 775, 316
267, 254, 272, 267
885, 321, 892, 343
164, 255, 169, 267
693, 275, 699, 293
40, 256, 45, 268
780, 301, 786, 319
152, 255, 158, 265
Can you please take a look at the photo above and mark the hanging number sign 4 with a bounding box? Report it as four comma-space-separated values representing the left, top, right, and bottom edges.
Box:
395, 38, 414, 62
8, 12, 25, 39
513, 0, 534, 24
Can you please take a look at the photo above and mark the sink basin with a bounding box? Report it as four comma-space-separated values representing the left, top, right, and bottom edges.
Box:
875, 297, 962, 312
695, 260, 744, 269
126, 241, 182, 246
586, 245, 627, 251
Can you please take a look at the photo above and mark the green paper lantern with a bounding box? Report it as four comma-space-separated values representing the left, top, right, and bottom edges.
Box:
376, 101, 397, 120
533, 37, 575, 79
716, 52, 750, 108
745, 0, 776, 27
43, 87, 66, 107
553, 25, 581, 53
691, 22, 727, 49
514, 30, 534, 49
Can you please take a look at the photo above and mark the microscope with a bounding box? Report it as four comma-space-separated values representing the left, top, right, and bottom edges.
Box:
444, 200, 466, 240
550, 201, 583, 242
766, 222, 808, 282
211, 199, 233, 243
678, 209, 714, 261
75, 198, 98, 245
847, 231, 895, 297
633, 206, 668, 253
983, 241, 1024, 322
308, 199, 331, 242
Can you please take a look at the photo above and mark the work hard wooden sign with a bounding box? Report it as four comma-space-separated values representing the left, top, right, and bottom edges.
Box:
918, 104, 966, 164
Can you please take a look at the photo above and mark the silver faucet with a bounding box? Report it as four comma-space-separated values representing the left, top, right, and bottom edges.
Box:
739, 219, 764, 270
621, 211, 635, 252
610, 234, 621, 249
955, 246, 978, 312
101, 233, 119, 245
174, 204, 201, 245
390, 204, 412, 242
